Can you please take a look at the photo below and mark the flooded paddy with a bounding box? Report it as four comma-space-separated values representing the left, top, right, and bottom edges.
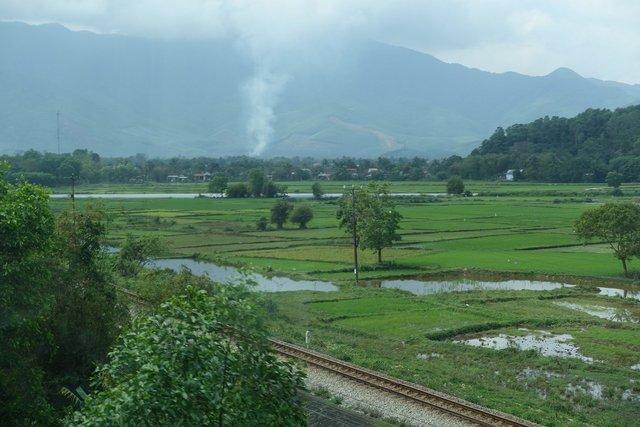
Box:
149, 258, 338, 293
376, 278, 572, 295
370, 276, 640, 301
555, 302, 638, 323
453, 329, 594, 362
597, 286, 640, 300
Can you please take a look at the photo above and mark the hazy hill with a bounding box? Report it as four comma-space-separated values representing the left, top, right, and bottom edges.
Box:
1, 21, 639, 158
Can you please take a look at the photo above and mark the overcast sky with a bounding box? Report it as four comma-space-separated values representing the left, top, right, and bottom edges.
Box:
2, 0, 639, 84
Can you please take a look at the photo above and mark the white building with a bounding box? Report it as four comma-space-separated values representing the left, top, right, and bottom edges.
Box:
504, 169, 523, 181
167, 174, 188, 183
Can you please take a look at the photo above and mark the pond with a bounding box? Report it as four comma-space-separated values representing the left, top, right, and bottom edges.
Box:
371, 278, 640, 301
149, 258, 338, 293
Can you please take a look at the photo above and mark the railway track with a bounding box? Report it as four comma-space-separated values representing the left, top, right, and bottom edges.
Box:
270, 339, 538, 427
118, 287, 536, 426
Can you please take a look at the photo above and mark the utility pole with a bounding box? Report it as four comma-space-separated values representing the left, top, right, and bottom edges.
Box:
70, 174, 76, 212
57, 110, 60, 155
351, 186, 359, 282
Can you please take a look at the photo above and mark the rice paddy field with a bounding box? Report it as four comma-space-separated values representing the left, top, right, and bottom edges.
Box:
50, 181, 640, 426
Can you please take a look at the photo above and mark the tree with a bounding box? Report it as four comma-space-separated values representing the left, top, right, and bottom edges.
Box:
262, 180, 281, 198
336, 184, 402, 263
447, 176, 465, 194
69, 287, 305, 426
226, 182, 248, 198
290, 206, 314, 229
0, 163, 57, 424
248, 169, 266, 197
48, 207, 128, 407
270, 200, 293, 229
208, 174, 228, 193
311, 182, 324, 200
606, 171, 623, 188
336, 186, 369, 238
256, 216, 268, 231
575, 203, 640, 276
115, 233, 161, 276
359, 184, 402, 263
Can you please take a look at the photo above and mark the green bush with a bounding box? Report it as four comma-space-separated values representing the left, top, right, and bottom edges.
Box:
69, 287, 305, 426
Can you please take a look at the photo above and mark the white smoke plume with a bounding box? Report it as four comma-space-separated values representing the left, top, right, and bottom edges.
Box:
244, 69, 288, 156
226, 1, 370, 155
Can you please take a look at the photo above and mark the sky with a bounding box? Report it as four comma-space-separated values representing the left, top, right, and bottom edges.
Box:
1, 0, 639, 84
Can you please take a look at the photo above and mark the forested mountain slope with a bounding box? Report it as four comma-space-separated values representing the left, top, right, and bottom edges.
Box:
447, 105, 640, 181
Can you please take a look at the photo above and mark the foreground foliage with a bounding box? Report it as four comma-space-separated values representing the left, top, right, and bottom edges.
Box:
70, 287, 305, 426
0, 163, 126, 425
0, 162, 57, 424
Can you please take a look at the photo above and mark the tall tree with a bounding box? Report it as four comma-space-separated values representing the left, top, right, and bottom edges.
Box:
575, 203, 640, 276
359, 184, 402, 263
69, 287, 305, 426
311, 182, 324, 200
337, 184, 402, 264
336, 186, 369, 240
47, 206, 128, 405
248, 169, 266, 197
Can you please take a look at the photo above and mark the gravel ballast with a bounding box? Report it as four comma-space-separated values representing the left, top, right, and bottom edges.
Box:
304, 364, 474, 427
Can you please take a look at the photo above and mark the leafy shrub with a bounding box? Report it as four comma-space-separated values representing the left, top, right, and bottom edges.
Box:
256, 216, 268, 231
290, 205, 314, 229
226, 182, 249, 198
69, 287, 306, 425
447, 176, 465, 194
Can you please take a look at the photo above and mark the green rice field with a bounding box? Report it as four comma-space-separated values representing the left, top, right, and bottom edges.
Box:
49, 181, 640, 426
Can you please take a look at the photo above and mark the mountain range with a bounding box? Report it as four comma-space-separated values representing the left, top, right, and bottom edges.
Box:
1, 21, 639, 158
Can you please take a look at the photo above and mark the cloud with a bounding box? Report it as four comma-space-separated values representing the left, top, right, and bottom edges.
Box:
2, 0, 639, 83
374, 0, 640, 84
1, 1, 638, 84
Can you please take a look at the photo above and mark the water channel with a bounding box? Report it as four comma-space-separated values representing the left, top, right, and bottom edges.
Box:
51, 192, 434, 199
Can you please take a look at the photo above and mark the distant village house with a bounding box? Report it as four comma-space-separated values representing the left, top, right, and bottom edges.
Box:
504, 169, 523, 181
193, 172, 212, 182
167, 174, 188, 183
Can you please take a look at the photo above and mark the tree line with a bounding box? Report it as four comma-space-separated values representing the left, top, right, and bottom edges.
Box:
4, 104, 640, 186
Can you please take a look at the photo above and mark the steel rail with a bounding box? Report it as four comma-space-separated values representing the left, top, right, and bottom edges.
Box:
270, 339, 538, 427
